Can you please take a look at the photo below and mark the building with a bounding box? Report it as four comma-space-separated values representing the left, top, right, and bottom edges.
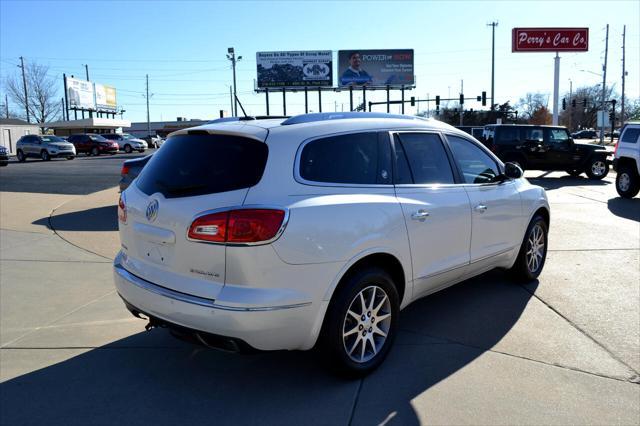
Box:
0, 118, 41, 154
45, 117, 131, 137
125, 117, 209, 138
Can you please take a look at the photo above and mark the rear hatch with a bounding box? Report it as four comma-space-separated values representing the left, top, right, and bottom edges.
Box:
118, 129, 269, 300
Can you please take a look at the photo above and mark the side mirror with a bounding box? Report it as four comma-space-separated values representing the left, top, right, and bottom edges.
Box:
504, 162, 523, 179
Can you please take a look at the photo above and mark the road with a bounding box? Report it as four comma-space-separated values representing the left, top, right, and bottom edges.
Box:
0, 158, 638, 425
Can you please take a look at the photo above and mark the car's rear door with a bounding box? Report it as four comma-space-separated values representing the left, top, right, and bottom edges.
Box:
444, 134, 523, 274
119, 130, 269, 300
545, 128, 576, 168
392, 131, 472, 297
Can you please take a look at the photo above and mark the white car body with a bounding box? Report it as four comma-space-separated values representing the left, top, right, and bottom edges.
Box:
114, 114, 549, 354
104, 133, 147, 152
614, 122, 640, 198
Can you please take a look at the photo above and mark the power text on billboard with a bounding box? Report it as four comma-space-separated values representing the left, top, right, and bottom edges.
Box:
257, 51, 332, 88
512, 28, 589, 52
338, 49, 414, 87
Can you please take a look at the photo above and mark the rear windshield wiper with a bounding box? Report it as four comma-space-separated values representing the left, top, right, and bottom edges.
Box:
155, 180, 206, 195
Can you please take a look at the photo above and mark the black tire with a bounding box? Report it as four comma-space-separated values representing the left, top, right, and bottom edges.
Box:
615, 165, 640, 198
91, 146, 100, 156
510, 215, 548, 282
124, 144, 132, 153
585, 157, 609, 180
41, 150, 50, 161
566, 169, 582, 177
67, 156, 74, 160
16, 150, 26, 162
319, 266, 399, 376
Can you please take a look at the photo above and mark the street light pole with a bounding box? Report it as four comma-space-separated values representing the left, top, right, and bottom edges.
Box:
488, 21, 498, 111
227, 48, 242, 116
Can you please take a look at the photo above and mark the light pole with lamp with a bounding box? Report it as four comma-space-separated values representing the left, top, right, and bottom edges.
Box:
227, 48, 242, 117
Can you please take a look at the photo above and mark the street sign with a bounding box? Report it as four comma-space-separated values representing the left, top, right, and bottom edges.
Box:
512, 28, 589, 52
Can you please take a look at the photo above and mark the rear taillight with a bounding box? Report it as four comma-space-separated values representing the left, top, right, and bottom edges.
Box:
188, 209, 286, 244
118, 194, 127, 223
614, 141, 619, 156
121, 164, 130, 176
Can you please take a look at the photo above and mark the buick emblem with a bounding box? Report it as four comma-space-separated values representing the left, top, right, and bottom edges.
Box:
146, 200, 159, 222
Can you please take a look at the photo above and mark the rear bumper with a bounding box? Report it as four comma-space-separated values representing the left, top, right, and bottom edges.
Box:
113, 252, 320, 351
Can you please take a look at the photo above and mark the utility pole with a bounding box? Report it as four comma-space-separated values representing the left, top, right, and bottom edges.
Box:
5, 94, 9, 118
600, 24, 609, 145
459, 79, 464, 126
488, 21, 498, 111
621, 25, 626, 125
226, 48, 242, 116
568, 79, 573, 131
84, 64, 89, 81
145, 74, 151, 138
18, 56, 30, 123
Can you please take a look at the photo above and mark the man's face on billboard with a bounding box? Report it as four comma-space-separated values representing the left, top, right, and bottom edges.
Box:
349, 54, 362, 70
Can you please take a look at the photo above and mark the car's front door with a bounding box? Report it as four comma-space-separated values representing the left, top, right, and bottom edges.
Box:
545, 128, 577, 169
392, 132, 472, 297
444, 134, 523, 274
520, 126, 547, 169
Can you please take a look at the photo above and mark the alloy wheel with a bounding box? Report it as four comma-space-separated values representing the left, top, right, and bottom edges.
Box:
526, 224, 545, 273
342, 285, 392, 363
591, 160, 606, 177
618, 172, 631, 192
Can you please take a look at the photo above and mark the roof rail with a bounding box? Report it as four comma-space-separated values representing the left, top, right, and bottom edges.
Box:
281, 112, 423, 126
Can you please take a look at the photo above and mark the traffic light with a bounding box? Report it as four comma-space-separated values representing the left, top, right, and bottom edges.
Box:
410, 96, 415, 107
583, 98, 588, 107
562, 98, 566, 110
609, 111, 614, 121
571, 99, 576, 108
436, 105, 440, 115
481, 91, 487, 106
459, 94, 464, 105
435, 95, 440, 106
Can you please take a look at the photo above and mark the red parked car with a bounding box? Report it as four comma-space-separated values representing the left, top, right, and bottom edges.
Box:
67, 134, 119, 156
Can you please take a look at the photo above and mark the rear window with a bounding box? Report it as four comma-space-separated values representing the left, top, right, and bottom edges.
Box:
621, 127, 639, 144
136, 134, 268, 198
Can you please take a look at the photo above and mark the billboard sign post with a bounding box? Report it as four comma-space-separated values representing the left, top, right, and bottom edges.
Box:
512, 28, 589, 126
256, 51, 332, 89
337, 49, 414, 87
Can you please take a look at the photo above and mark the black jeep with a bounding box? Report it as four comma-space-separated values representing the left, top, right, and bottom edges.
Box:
481, 124, 610, 179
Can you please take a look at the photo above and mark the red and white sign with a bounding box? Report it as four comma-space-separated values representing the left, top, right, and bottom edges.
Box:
512, 28, 589, 52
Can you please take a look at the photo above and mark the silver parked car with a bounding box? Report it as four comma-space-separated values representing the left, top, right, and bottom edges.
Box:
16, 135, 76, 162
102, 133, 148, 153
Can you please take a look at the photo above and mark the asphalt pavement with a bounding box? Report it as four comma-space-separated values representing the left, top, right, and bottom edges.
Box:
0, 159, 638, 425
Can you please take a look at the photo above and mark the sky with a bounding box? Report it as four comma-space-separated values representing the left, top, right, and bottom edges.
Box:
1, 0, 638, 123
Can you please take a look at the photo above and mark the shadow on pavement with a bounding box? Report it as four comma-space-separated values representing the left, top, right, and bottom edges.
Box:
527, 175, 611, 191
33, 205, 118, 232
0, 270, 534, 425
607, 197, 640, 222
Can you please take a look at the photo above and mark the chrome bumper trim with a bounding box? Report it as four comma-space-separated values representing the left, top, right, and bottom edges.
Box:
114, 259, 311, 312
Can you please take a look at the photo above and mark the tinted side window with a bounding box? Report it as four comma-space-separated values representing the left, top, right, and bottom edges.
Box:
395, 133, 454, 184
548, 128, 571, 145
621, 128, 640, 144
496, 127, 520, 144
300, 132, 390, 185
447, 135, 500, 184
523, 127, 544, 142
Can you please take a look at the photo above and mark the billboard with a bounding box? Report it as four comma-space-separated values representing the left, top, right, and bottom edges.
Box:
95, 83, 117, 111
512, 28, 589, 52
257, 51, 332, 88
67, 77, 95, 110
337, 49, 414, 87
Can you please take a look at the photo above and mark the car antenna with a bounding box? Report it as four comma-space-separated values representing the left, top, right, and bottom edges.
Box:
234, 94, 249, 118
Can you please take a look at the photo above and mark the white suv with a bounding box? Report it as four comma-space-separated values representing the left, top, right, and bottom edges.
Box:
614, 122, 640, 198
114, 113, 550, 375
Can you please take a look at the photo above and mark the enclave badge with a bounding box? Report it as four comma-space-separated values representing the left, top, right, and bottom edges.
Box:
146, 199, 159, 222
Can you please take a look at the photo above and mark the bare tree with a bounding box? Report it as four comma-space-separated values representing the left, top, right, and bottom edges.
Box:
516, 92, 549, 121
559, 84, 617, 131
5, 61, 62, 125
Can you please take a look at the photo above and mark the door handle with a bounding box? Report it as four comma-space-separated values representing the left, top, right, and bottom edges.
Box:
411, 210, 430, 221
474, 204, 488, 213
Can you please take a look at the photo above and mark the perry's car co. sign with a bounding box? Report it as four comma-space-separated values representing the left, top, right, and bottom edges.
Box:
512, 28, 589, 52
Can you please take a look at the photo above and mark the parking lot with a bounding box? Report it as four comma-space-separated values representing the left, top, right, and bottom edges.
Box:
1, 153, 638, 425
